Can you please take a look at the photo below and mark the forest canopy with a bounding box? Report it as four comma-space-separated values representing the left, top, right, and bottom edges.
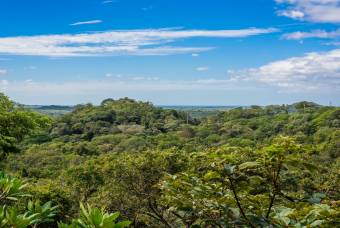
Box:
0, 92, 339, 227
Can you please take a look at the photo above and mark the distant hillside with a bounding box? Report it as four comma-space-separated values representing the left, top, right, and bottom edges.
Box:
26, 104, 241, 118
25, 105, 74, 117
25, 101, 335, 119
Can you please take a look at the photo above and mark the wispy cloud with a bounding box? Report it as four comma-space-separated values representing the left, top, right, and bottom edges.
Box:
276, 0, 340, 23
283, 29, 340, 40
0, 80, 8, 91
195, 78, 231, 84
0, 69, 7, 75
324, 41, 340, 46
131, 76, 159, 81
278, 9, 304, 19
0, 77, 238, 103
70, 20, 103, 26
24, 66, 37, 70
0, 28, 278, 57
230, 48, 340, 92
24, 79, 34, 84
105, 73, 124, 78
102, 0, 114, 4
1, 76, 338, 105
196, 66, 209, 71
142, 6, 153, 11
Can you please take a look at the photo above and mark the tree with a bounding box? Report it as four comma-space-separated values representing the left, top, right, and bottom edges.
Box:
0, 93, 51, 158
159, 137, 338, 227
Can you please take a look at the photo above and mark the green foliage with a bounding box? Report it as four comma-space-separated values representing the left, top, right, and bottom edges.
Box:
26, 200, 59, 226
0, 93, 51, 157
0, 171, 28, 203
0, 206, 35, 228
158, 136, 339, 227
58, 203, 131, 228
273, 204, 340, 227
50, 98, 193, 140
0, 171, 59, 227
0, 94, 339, 227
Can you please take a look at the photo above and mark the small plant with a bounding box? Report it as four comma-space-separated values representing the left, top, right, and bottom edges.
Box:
26, 200, 59, 227
0, 171, 58, 227
0, 206, 36, 228
0, 171, 29, 203
58, 203, 131, 228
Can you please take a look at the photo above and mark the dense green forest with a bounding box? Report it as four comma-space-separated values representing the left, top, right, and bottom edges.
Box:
0, 92, 339, 227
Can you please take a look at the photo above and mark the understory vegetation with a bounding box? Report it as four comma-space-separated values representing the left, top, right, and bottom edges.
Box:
0, 92, 339, 227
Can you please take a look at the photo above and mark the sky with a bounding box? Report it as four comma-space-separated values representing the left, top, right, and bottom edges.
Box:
0, 0, 340, 105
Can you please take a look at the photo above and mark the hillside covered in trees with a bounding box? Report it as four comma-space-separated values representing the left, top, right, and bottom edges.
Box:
0, 92, 339, 227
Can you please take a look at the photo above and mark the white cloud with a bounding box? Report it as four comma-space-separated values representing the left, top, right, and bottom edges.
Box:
191, 53, 199, 57
131, 76, 145, 81
0, 28, 277, 57
195, 78, 231, 84
102, 0, 114, 4
70, 20, 103, 26
130, 76, 159, 81
24, 79, 34, 84
283, 29, 340, 39
278, 9, 305, 19
0, 77, 238, 98
0, 80, 8, 91
129, 46, 213, 56
276, 0, 340, 23
24, 66, 37, 70
0, 69, 7, 75
106, 73, 123, 78
196, 66, 209, 71
142, 6, 153, 11
324, 41, 340, 45
0, 80, 229, 98
1, 77, 338, 105
231, 49, 340, 92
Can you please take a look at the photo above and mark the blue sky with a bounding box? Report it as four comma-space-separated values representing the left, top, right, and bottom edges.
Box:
0, 0, 339, 105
